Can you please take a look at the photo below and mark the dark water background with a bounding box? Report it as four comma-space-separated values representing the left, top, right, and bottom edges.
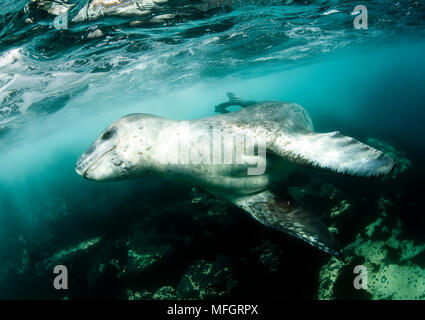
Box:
0, 0, 424, 299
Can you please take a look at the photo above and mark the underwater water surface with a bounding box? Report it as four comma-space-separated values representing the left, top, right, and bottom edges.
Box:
0, 0, 425, 300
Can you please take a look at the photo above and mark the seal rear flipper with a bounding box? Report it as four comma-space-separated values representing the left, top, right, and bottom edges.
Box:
214, 92, 257, 114
233, 189, 342, 258
269, 131, 395, 177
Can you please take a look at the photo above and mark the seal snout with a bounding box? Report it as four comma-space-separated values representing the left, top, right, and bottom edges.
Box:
75, 156, 89, 178
75, 142, 118, 181
75, 148, 95, 178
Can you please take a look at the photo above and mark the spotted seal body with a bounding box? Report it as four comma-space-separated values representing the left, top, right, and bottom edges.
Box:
76, 93, 394, 258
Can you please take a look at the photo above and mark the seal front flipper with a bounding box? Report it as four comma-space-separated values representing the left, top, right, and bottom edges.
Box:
232, 189, 342, 258
214, 92, 257, 114
269, 131, 395, 177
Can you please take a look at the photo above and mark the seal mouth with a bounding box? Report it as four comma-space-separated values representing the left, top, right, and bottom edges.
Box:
75, 163, 86, 177
76, 145, 116, 179
76, 158, 92, 178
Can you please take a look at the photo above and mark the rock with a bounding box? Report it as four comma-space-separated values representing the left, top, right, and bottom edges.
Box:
39, 236, 102, 272
177, 256, 237, 299
152, 286, 177, 300
318, 204, 425, 300
367, 138, 412, 180
318, 256, 344, 300
125, 286, 176, 300
330, 199, 351, 218
369, 264, 425, 299
252, 240, 282, 273
259, 249, 281, 273
316, 137, 419, 300
126, 288, 151, 300
124, 249, 162, 275
288, 180, 347, 218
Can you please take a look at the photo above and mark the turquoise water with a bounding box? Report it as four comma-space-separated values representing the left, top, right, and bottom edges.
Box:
0, 1, 425, 299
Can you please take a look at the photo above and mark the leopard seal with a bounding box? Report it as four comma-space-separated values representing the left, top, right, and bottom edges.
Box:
76, 93, 394, 258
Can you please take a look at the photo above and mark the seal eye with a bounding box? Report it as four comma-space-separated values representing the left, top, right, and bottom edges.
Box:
101, 128, 116, 140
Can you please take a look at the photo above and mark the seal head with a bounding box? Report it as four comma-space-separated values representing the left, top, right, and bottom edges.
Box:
76, 114, 160, 181
75, 124, 123, 181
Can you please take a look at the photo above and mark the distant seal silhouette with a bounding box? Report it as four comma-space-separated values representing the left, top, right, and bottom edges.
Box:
76, 93, 394, 258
